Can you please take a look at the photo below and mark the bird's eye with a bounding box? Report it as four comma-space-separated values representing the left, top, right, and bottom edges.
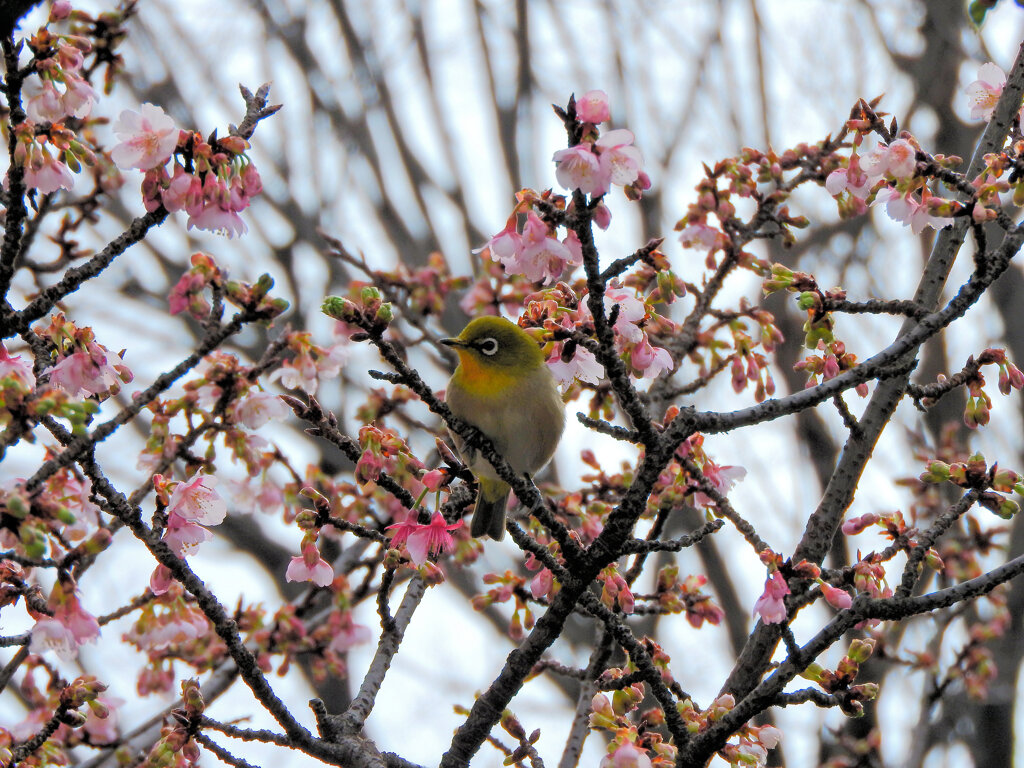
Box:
477, 337, 499, 356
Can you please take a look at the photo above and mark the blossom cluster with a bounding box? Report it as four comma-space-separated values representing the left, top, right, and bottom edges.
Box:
109, 102, 264, 238
15, 7, 100, 193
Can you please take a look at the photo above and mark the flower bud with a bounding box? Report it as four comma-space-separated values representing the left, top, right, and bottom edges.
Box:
321, 296, 361, 323
847, 637, 875, 663
920, 460, 950, 483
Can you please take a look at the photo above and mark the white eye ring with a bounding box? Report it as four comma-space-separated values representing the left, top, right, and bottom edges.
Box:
477, 337, 499, 356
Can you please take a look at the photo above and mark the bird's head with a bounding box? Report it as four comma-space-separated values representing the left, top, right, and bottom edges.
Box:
441, 316, 546, 372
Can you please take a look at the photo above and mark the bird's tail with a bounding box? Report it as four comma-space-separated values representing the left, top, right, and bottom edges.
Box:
472, 479, 510, 540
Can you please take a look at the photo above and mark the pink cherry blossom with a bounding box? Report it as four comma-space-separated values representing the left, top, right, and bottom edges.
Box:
553, 144, 607, 195
600, 285, 647, 345
630, 336, 673, 378
161, 166, 203, 213
530, 568, 554, 599
60, 73, 95, 119
232, 391, 290, 429
592, 201, 612, 229
0, 343, 36, 388
874, 187, 951, 235
61, 597, 101, 644
595, 128, 643, 187
751, 724, 782, 750
500, 211, 582, 284
421, 468, 446, 492
270, 353, 320, 393
692, 461, 747, 510
286, 540, 335, 587
111, 103, 179, 170
50, 0, 72, 20
133, 608, 209, 649
678, 221, 725, 251
82, 693, 123, 743
600, 742, 653, 768
754, 571, 790, 625
23, 149, 75, 194
162, 515, 214, 557
28, 594, 100, 659
385, 515, 419, 548
820, 582, 853, 610
23, 76, 64, 124
881, 139, 917, 179
327, 617, 373, 653
45, 342, 129, 397
474, 216, 522, 261
825, 153, 875, 199
29, 617, 79, 660
577, 90, 611, 123
841, 512, 879, 535
388, 513, 463, 566
166, 474, 227, 525
860, 139, 917, 181
547, 345, 604, 387
966, 62, 1006, 121
56, 40, 84, 70
187, 198, 248, 238
150, 564, 174, 595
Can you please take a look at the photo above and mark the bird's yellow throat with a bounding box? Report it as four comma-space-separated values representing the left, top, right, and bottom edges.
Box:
451, 351, 521, 398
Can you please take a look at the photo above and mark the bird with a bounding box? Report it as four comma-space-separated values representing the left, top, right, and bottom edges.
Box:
441, 316, 565, 540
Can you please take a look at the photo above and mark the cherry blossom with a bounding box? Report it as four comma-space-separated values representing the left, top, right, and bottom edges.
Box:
825, 163, 872, 200
678, 221, 724, 250
598, 285, 647, 344
861, 138, 917, 180
83, 694, 124, 743
630, 337, 673, 378
692, 461, 746, 510
874, 187, 951, 235
595, 128, 643, 188
166, 474, 227, 526
110, 103, 179, 171
600, 742, 653, 768
965, 62, 1006, 121
387, 512, 463, 566
23, 76, 64, 124
530, 568, 554, 600
29, 617, 79, 660
232, 391, 290, 429
577, 89, 610, 123
490, 211, 583, 284
162, 515, 214, 558
842, 512, 879, 535
547, 344, 604, 387
474, 215, 521, 261
45, 341, 131, 397
29, 590, 100, 660
326, 615, 373, 653
0, 343, 35, 388
149, 564, 174, 596
553, 144, 606, 195
286, 540, 335, 587
23, 147, 75, 194
60, 73, 95, 119
820, 582, 853, 610
551, 118, 644, 198
753, 571, 790, 625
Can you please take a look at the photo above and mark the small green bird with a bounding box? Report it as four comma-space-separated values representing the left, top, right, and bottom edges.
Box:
441, 316, 565, 539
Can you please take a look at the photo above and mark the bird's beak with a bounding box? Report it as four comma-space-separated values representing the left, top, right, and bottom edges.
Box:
440, 337, 466, 348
